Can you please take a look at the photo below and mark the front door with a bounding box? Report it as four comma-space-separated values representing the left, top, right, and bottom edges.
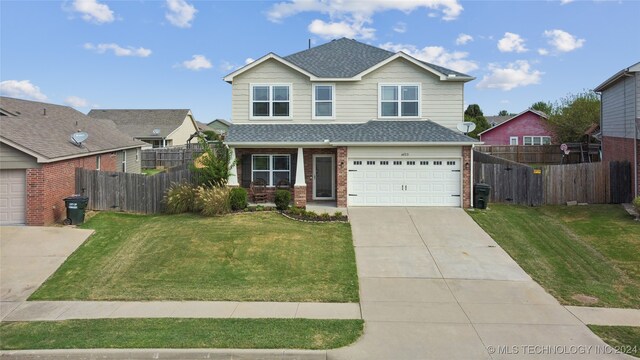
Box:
313, 155, 335, 200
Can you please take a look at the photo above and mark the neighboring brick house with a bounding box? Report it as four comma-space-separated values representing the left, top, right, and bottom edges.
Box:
0, 97, 145, 226
595, 61, 640, 198
223, 38, 480, 208
479, 109, 555, 146
88, 109, 199, 149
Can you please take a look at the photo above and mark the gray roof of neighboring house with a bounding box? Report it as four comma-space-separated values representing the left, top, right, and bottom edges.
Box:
283, 38, 470, 78
486, 116, 512, 126
0, 96, 145, 161
226, 120, 478, 144
208, 118, 232, 127
87, 109, 192, 138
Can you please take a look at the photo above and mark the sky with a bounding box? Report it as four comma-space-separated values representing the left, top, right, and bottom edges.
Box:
1, 0, 639, 123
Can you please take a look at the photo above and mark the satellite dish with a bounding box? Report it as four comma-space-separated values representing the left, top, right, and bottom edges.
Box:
560, 143, 568, 151
152, 128, 161, 135
456, 121, 477, 134
70, 131, 89, 147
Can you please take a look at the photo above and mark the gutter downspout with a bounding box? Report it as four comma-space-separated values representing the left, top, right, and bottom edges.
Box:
470, 144, 474, 208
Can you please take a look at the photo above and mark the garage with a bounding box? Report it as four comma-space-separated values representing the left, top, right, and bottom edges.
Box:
0, 169, 26, 225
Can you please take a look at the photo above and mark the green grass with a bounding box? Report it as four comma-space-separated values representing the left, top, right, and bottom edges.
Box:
142, 168, 165, 176
468, 204, 640, 308
30, 212, 358, 302
0, 318, 364, 350
588, 326, 640, 358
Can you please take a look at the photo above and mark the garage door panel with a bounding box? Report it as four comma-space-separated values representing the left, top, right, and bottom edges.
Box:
0, 170, 26, 225
348, 157, 461, 207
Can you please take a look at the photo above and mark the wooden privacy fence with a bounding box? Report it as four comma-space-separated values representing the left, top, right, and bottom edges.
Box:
474, 151, 631, 205
475, 144, 600, 164
76, 165, 195, 214
141, 148, 200, 169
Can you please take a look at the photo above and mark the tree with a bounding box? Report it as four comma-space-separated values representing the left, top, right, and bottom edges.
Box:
464, 104, 484, 118
547, 91, 600, 143
498, 110, 510, 116
530, 101, 552, 116
191, 133, 235, 188
464, 114, 490, 139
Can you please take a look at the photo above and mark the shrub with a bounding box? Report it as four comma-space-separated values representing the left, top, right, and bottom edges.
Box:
333, 211, 343, 218
320, 212, 331, 220
274, 189, 291, 211
633, 197, 640, 216
164, 182, 196, 214
304, 210, 318, 218
289, 207, 305, 216
229, 187, 248, 211
196, 186, 231, 216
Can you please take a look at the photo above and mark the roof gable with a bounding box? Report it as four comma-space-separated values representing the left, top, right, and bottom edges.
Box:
594, 61, 640, 92
87, 109, 194, 138
478, 109, 549, 136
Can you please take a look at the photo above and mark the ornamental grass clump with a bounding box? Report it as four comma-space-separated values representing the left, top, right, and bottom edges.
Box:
196, 186, 231, 216
164, 182, 197, 214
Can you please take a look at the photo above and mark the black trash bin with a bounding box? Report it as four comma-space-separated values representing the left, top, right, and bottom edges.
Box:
474, 183, 491, 209
63, 195, 89, 225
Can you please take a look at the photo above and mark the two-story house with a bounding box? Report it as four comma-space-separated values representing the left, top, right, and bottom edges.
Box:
224, 38, 479, 208
595, 61, 640, 199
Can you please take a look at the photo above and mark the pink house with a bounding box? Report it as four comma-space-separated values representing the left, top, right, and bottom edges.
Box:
479, 109, 555, 145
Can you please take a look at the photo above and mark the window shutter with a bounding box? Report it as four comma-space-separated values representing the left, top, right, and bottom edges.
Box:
291, 153, 297, 185
241, 154, 251, 187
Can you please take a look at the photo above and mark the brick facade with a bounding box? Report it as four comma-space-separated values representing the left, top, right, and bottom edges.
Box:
336, 147, 348, 207
602, 135, 639, 196
25, 152, 118, 226
462, 146, 472, 208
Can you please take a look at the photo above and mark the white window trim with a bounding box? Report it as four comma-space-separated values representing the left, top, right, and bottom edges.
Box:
523, 136, 551, 146
378, 83, 422, 119
122, 151, 127, 172
249, 83, 293, 120
96, 155, 101, 171
510, 136, 519, 145
251, 154, 291, 187
312, 83, 336, 120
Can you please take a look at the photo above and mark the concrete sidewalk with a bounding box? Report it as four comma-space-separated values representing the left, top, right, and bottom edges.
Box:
565, 306, 640, 326
1, 301, 361, 321
329, 207, 633, 360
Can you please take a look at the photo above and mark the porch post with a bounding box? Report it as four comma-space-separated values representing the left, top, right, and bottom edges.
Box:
228, 147, 239, 187
294, 147, 307, 208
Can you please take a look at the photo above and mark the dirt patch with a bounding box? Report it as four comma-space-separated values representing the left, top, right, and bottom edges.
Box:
571, 294, 599, 305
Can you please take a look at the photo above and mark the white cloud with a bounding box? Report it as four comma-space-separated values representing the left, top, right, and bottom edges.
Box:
245, 58, 256, 64
70, 0, 115, 24
500, 99, 510, 104
497, 32, 528, 53
560, 0, 574, 4
379, 42, 478, 74
0, 80, 48, 101
476, 60, 542, 91
84, 43, 152, 57
455, 33, 473, 45
308, 19, 375, 40
64, 96, 89, 108
537, 48, 549, 56
165, 0, 197, 28
393, 22, 407, 33
544, 29, 585, 52
179, 55, 212, 71
267, 0, 463, 40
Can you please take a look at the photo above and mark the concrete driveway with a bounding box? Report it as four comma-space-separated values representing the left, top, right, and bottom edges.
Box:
0, 226, 92, 319
330, 208, 629, 360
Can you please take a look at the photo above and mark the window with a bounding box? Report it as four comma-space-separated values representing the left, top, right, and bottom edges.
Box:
420, 161, 429, 165
96, 155, 101, 171
313, 84, 334, 118
434, 161, 442, 165
252, 155, 290, 186
379, 84, 420, 118
366, 161, 376, 165
121, 151, 127, 172
136, 149, 140, 162
251, 84, 291, 118
393, 161, 402, 165
380, 161, 389, 165
407, 161, 416, 165
447, 161, 456, 166
353, 160, 362, 165
510, 136, 519, 145
523, 136, 551, 145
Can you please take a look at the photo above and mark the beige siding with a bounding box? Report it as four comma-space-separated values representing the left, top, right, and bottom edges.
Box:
0, 142, 40, 169
166, 115, 198, 146
347, 146, 462, 158
231, 58, 464, 130
125, 148, 141, 174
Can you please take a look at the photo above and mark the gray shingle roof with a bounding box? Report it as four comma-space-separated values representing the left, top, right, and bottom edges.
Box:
283, 38, 470, 78
87, 109, 192, 138
0, 97, 145, 161
226, 120, 478, 144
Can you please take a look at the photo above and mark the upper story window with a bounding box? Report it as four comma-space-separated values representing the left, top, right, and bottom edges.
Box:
379, 84, 420, 118
251, 84, 291, 119
313, 84, 335, 119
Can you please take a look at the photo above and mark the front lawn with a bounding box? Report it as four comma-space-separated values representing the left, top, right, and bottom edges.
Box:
31, 212, 358, 302
588, 326, 639, 358
0, 318, 364, 350
468, 204, 640, 308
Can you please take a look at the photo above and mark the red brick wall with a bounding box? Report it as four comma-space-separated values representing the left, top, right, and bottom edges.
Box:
26, 152, 118, 225
336, 147, 348, 207
462, 146, 471, 208
602, 136, 639, 196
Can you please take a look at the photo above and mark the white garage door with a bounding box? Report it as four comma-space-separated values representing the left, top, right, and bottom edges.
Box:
347, 158, 461, 206
0, 169, 26, 225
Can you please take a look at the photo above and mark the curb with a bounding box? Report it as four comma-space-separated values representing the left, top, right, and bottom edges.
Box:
0, 349, 327, 360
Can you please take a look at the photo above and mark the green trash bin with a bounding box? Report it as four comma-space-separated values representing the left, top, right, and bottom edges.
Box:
63, 195, 89, 225
474, 183, 491, 209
